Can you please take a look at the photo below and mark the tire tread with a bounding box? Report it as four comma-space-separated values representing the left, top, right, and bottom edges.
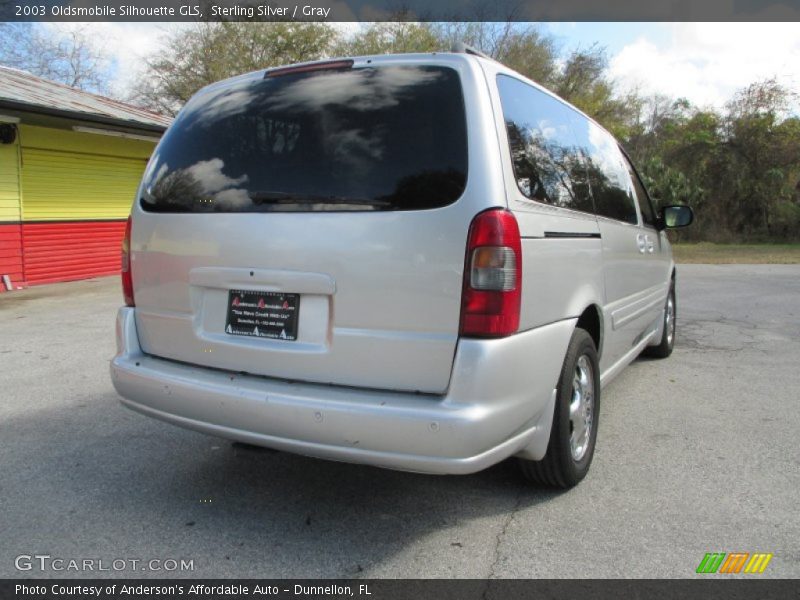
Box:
644, 283, 676, 359
519, 328, 599, 489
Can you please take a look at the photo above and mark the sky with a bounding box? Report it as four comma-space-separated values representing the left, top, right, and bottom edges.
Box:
548, 22, 800, 108
42, 21, 800, 111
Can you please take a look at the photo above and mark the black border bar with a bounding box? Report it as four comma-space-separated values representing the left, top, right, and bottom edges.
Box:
2, 579, 799, 600
2, 0, 800, 22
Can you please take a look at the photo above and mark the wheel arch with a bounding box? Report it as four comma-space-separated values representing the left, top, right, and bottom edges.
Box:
575, 304, 603, 360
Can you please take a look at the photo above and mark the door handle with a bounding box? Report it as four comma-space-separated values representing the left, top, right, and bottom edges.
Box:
636, 234, 647, 254
645, 235, 655, 253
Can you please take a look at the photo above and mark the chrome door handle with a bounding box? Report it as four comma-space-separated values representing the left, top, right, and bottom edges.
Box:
645, 235, 655, 253
636, 234, 647, 253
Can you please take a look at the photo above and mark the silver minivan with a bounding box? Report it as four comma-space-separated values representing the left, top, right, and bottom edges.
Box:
111, 49, 693, 488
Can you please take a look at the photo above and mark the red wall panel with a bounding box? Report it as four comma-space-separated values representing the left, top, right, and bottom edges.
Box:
0, 222, 23, 291
21, 220, 126, 285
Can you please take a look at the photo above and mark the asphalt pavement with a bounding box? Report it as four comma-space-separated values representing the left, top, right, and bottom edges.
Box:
0, 265, 798, 579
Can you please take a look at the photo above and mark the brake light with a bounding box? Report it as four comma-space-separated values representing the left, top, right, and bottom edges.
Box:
460, 209, 521, 337
121, 216, 134, 307
266, 59, 354, 78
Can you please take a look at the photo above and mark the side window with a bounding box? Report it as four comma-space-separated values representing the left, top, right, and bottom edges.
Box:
570, 118, 639, 225
496, 75, 594, 214
624, 158, 656, 227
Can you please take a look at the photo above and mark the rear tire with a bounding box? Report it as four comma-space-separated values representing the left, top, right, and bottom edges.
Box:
519, 328, 600, 488
643, 282, 676, 359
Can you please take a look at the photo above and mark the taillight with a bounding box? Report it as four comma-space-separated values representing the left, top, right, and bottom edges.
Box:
460, 209, 522, 337
121, 216, 134, 307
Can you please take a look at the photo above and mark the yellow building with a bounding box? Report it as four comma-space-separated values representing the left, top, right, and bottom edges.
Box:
0, 66, 170, 290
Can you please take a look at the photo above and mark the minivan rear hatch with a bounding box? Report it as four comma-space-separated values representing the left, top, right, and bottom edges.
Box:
131, 58, 490, 394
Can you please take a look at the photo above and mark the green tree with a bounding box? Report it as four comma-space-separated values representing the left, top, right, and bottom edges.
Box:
554, 45, 640, 139
720, 79, 800, 238
335, 21, 442, 55
131, 22, 339, 115
436, 22, 558, 85
629, 99, 725, 240
629, 79, 800, 242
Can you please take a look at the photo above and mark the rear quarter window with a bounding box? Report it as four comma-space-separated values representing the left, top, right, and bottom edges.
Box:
496, 75, 594, 214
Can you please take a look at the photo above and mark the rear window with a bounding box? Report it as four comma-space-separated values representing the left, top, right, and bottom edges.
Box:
140, 65, 468, 213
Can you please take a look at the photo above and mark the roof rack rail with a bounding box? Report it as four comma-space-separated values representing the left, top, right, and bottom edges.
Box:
450, 42, 493, 61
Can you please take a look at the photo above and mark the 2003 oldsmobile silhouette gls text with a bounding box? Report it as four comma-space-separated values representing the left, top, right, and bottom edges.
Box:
14, 3, 332, 18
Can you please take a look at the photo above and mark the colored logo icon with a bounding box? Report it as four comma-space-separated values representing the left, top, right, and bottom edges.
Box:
696, 552, 773, 574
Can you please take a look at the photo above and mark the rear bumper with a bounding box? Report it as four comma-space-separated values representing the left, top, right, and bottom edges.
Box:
110, 307, 574, 475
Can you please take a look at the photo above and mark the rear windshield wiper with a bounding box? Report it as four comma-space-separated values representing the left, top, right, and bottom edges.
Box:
247, 191, 390, 208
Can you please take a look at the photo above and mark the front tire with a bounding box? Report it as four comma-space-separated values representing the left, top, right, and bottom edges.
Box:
519, 328, 600, 488
644, 282, 676, 359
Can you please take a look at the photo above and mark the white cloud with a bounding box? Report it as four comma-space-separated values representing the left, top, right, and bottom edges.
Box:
186, 158, 248, 194
609, 23, 800, 109
101, 23, 190, 100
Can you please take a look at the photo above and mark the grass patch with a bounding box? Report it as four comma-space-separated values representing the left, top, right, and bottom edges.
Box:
673, 243, 800, 264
